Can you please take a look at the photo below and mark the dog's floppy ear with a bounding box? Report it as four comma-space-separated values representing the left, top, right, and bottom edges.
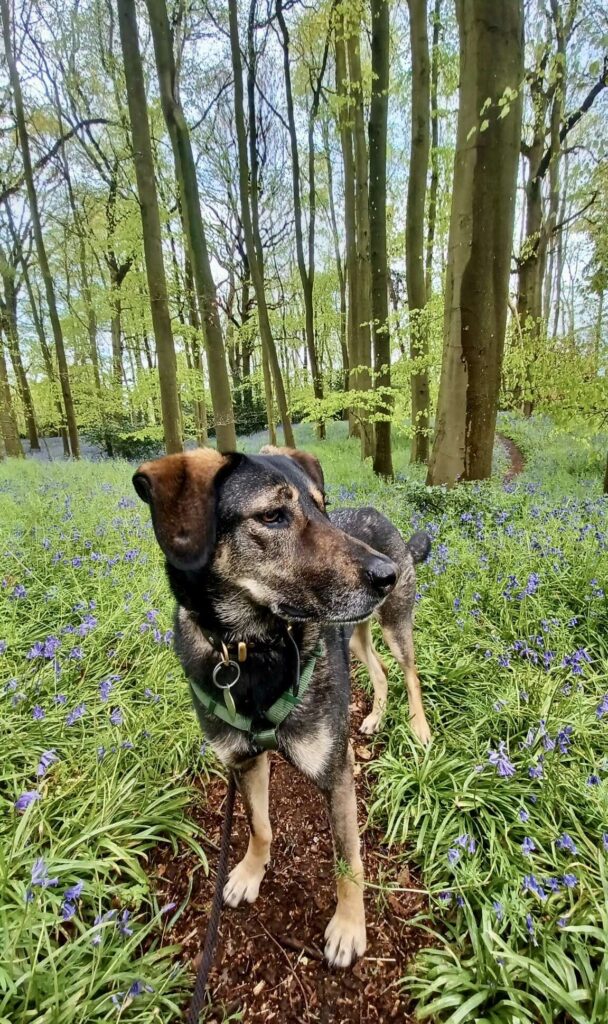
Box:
259, 445, 325, 492
133, 448, 228, 570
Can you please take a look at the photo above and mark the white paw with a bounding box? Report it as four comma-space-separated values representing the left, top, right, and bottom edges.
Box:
223, 857, 266, 908
411, 715, 432, 746
360, 711, 382, 735
324, 910, 367, 968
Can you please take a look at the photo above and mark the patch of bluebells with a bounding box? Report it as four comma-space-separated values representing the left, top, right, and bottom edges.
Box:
37, 750, 59, 777
15, 790, 40, 811
488, 741, 516, 777
556, 833, 578, 855
65, 703, 87, 726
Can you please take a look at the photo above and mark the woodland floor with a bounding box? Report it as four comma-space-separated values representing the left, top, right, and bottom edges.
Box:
149, 436, 526, 1023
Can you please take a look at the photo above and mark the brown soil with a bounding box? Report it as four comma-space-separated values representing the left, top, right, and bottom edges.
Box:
496, 433, 525, 481
150, 691, 430, 1023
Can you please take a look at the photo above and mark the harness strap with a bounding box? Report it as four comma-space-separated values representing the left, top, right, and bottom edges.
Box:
189, 642, 324, 752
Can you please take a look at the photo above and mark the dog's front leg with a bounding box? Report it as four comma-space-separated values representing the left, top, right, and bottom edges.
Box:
323, 742, 366, 968
223, 752, 272, 907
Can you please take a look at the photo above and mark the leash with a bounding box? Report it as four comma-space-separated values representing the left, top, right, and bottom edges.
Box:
186, 773, 236, 1024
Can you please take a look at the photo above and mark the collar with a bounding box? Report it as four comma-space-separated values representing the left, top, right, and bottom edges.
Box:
196, 621, 294, 663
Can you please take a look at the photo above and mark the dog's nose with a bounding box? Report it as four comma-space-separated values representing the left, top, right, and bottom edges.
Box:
365, 557, 397, 595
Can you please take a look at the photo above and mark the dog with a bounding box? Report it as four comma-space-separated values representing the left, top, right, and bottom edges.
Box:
133, 445, 431, 968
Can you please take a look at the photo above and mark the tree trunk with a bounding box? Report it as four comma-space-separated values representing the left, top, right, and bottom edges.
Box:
346, 16, 374, 460
1, 0, 79, 457
146, 0, 236, 452
116, 0, 182, 454
425, 0, 441, 297
0, 335, 23, 457
369, 0, 393, 478
276, 0, 326, 439
426, 0, 523, 486
20, 263, 70, 455
406, 0, 431, 465
323, 120, 349, 396
335, 13, 360, 439
0, 264, 39, 450
225, 0, 294, 447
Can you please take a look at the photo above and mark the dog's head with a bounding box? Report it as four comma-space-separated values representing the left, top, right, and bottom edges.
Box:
133, 446, 397, 626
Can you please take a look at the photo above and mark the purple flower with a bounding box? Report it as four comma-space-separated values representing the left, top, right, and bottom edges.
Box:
65, 881, 84, 901
118, 909, 133, 937
529, 760, 544, 780
525, 913, 537, 944
43, 636, 61, 659
603, 834, 608, 852
15, 790, 40, 811
544, 876, 560, 892
556, 833, 578, 855
557, 916, 569, 927
597, 695, 608, 719
556, 726, 573, 754
31, 858, 59, 888
91, 909, 117, 945
61, 901, 76, 921
448, 848, 461, 866
562, 873, 577, 888
488, 741, 516, 777
66, 703, 87, 726
493, 900, 504, 921
587, 774, 601, 786
0, 640, 6, 654
36, 750, 59, 777
523, 874, 546, 900
27, 641, 44, 659
519, 808, 529, 823
54, 694, 67, 705
522, 837, 536, 856
110, 707, 123, 726
69, 646, 84, 660
99, 680, 113, 702
12, 583, 27, 598
160, 901, 176, 915
71, 557, 82, 568
32, 705, 45, 721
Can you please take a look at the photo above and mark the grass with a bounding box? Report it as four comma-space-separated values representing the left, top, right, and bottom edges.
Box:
1, 416, 607, 1022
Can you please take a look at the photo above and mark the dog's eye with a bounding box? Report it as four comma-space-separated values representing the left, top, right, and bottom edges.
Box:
258, 509, 285, 526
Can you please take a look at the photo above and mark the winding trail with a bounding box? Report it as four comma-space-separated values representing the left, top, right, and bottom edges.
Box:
496, 433, 525, 482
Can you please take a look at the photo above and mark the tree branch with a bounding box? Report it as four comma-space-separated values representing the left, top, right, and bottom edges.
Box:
0, 117, 110, 203
536, 57, 608, 181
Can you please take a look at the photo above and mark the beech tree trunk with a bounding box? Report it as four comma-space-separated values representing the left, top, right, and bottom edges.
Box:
0, 278, 39, 450
1, 0, 80, 457
406, 0, 431, 464
323, 120, 349, 396
276, 0, 326, 439
427, 0, 523, 486
146, 0, 236, 452
20, 262, 70, 455
0, 335, 23, 457
116, 0, 182, 454
425, 0, 441, 296
369, 0, 393, 478
227, 0, 294, 448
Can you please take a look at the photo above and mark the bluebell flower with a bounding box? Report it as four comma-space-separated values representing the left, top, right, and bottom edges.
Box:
556, 833, 577, 854
455, 895, 465, 907
529, 760, 544, 780
556, 726, 573, 753
525, 913, 537, 944
557, 917, 569, 927
36, 750, 59, 777
587, 774, 601, 786
69, 647, 84, 660
0, 640, 6, 654
597, 695, 608, 719
118, 909, 133, 937
31, 858, 59, 888
523, 874, 546, 900
54, 694, 67, 705
91, 909, 117, 945
65, 881, 84, 901
66, 703, 87, 726
519, 808, 529, 822
603, 834, 608, 852
544, 877, 560, 892
522, 837, 536, 855
15, 791, 40, 811
160, 901, 176, 915
562, 873, 577, 888
99, 680, 113, 702
438, 891, 452, 904
448, 848, 461, 866
493, 900, 504, 921
32, 705, 45, 721
12, 583, 27, 598
488, 741, 516, 777
110, 707, 123, 726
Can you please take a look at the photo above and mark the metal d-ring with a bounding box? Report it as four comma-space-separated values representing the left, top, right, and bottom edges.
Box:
212, 659, 241, 690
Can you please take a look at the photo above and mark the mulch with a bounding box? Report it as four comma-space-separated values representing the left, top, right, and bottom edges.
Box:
149, 690, 430, 1023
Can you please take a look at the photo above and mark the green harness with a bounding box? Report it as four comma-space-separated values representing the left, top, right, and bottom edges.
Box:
189, 642, 324, 752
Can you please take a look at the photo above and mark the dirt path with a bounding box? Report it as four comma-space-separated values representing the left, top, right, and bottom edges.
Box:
151, 691, 429, 1023
496, 433, 525, 481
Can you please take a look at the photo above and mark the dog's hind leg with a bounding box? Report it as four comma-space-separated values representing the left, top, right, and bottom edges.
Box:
224, 753, 272, 907
378, 605, 431, 746
322, 743, 367, 967
349, 621, 389, 736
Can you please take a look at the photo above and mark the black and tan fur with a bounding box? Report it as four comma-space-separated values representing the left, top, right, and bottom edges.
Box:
133, 446, 431, 968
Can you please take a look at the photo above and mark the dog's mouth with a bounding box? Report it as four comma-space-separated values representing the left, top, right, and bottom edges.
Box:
272, 602, 372, 626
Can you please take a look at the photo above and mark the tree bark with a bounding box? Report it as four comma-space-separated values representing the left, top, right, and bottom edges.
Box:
1, 0, 80, 457
227, 0, 294, 447
426, 0, 524, 486
369, 0, 393, 478
116, 0, 182, 454
20, 262, 70, 455
0, 275, 39, 450
276, 0, 327, 439
406, 0, 431, 464
323, 119, 349, 396
425, 0, 441, 297
0, 334, 24, 457
146, 0, 236, 452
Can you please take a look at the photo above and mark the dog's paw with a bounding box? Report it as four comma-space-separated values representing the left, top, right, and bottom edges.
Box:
223, 857, 266, 908
324, 910, 367, 968
411, 714, 432, 746
359, 711, 382, 735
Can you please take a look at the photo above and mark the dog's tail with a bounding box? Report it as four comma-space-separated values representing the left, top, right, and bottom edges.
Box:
407, 530, 432, 565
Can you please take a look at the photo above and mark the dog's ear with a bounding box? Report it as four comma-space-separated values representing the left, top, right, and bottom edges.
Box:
133, 448, 228, 570
259, 445, 325, 492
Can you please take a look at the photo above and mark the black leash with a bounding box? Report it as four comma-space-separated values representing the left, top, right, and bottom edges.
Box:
186, 774, 237, 1024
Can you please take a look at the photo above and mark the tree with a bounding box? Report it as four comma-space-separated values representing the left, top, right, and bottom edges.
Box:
406, 0, 431, 464
369, 0, 393, 478
145, 0, 237, 452
0, 333, 23, 458
116, 0, 182, 454
1, 0, 80, 457
228, 0, 295, 448
427, 0, 524, 485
